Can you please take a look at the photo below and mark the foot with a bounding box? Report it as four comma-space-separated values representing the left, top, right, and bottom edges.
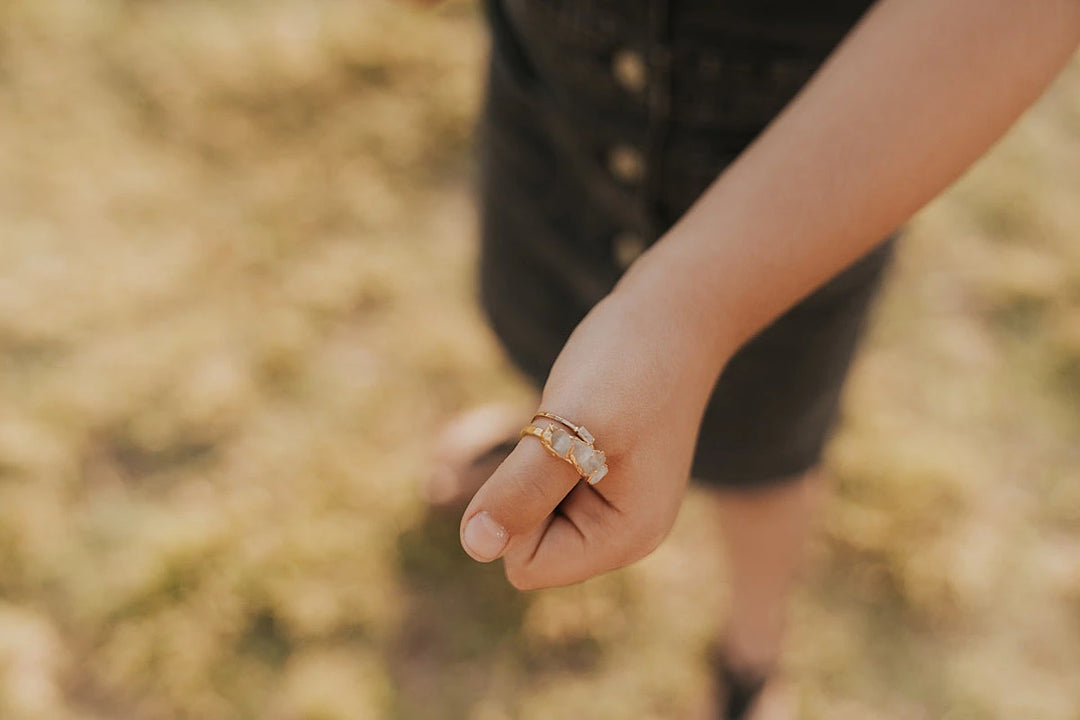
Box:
424, 403, 531, 509
691, 643, 793, 720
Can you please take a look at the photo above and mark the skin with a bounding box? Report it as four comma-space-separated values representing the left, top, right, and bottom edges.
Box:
457, 0, 1080, 591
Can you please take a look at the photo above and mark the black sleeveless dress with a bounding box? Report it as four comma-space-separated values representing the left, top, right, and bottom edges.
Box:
477, 0, 897, 487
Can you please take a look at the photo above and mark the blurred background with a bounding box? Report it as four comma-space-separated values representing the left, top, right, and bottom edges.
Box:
0, 1, 1078, 718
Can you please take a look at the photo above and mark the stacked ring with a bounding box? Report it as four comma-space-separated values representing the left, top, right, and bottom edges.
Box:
520, 413, 609, 485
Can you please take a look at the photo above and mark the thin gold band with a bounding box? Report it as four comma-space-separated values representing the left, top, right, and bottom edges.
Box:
531, 411, 595, 444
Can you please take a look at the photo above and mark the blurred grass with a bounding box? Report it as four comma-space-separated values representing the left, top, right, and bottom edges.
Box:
0, 1, 1077, 718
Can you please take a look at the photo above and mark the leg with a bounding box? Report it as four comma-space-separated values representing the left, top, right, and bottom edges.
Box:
698, 470, 827, 720
711, 469, 826, 674
689, 241, 894, 718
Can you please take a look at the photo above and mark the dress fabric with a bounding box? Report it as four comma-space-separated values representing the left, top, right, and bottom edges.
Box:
477, 0, 897, 486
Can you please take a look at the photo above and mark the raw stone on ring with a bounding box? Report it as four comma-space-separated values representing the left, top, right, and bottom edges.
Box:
520, 421, 609, 485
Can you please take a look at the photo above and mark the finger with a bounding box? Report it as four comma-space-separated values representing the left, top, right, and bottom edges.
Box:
459, 432, 582, 563
502, 481, 626, 589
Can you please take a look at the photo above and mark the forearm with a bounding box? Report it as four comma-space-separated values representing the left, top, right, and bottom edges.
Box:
615, 0, 1080, 384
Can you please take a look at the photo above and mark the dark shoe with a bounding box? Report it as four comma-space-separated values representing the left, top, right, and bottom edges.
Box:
708, 643, 773, 720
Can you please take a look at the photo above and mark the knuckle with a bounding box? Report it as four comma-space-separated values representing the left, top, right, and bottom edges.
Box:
504, 562, 539, 591
492, 470, 563, 529
616, 538, 647, 567
477, 475, 567, 539
641, 524, 669, 557
619, 520, 668, 565
641, 528, 667, 557
514, 470, 552, 505
609, 529, 641, 567
573, 497, 616, 538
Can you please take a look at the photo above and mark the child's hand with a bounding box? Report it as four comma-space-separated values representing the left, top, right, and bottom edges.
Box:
459, 281, 728, 589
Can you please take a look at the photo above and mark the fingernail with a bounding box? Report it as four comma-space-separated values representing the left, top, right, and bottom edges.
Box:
462, 511, 508, 562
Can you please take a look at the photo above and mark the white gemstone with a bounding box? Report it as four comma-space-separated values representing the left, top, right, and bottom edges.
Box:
588, 465, 608, 485
571, 439, 603, 475
577, 426, 595, 444
550, 428, 573, 457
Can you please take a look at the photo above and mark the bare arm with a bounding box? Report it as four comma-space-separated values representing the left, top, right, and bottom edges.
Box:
619, 0, 1080, 385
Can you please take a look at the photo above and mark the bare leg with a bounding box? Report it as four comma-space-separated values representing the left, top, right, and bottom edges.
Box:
708, 470, 827, 717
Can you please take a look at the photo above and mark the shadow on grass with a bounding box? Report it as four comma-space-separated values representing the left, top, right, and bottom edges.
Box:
393, 506, 610, 718
391, 507, 529, 720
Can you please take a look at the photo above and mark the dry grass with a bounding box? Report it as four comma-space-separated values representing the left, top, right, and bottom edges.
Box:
0, 1, 1077, 718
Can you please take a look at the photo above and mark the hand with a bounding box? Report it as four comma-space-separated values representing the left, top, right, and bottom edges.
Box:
459, 277, 730, 589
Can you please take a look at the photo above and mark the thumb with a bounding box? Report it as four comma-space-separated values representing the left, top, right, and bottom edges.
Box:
459, 421, 583, 562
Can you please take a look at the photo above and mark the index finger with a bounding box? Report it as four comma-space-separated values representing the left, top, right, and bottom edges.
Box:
458, 424, 583, 562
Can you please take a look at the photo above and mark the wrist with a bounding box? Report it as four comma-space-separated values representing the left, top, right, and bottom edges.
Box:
608, 238, 742, 389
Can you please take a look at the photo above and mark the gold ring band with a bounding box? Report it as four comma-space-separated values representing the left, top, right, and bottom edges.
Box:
520, 419, 609, 485
531, 411, 596, 444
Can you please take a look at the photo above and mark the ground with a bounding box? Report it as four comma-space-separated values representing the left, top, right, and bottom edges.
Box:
0, 1, 1078, 718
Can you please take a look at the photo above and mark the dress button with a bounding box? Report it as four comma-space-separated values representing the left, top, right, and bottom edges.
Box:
612, 231, 647, 270
607, 145, 645, 184
612, 49, 648, 93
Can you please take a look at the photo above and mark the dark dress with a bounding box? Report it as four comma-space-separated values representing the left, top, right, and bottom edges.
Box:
477, 0, 896, 487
